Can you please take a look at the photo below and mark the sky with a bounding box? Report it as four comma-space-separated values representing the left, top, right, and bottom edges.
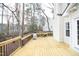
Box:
0, 3, 54, 24
41, 3, 54, 18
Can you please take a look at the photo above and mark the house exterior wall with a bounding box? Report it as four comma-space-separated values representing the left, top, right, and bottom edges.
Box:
53, 4, 64, 42
64, 4, 79, 52
53, 3, 79, 52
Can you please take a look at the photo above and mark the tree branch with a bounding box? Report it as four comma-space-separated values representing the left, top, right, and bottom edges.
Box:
40, 8, 50, 31
2, 3, 19, 22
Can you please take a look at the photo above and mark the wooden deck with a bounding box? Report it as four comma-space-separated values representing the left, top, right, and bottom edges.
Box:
12, 36, 78, 56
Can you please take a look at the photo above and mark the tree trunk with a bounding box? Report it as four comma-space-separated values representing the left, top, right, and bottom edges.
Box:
1, 3, 4, 33
41, 8, 50, 31
21, 3, 25, 37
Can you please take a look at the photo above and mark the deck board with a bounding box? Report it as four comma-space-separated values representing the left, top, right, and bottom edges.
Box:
12, 36, 78, 56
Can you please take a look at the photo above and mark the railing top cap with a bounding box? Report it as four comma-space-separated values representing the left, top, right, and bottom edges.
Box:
0, 36, 21, 46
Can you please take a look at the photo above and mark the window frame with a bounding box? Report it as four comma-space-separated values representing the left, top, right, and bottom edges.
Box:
66, 22, 70, 37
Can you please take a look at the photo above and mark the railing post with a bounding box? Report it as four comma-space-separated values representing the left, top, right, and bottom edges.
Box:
4, 45, 6, 56
19, 38, 22, 47
2, 46, 4, 56
0, 46, 2, 56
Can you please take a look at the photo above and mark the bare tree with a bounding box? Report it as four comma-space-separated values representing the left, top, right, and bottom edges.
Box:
36, 3, 51, 31
15, 3, 21, 35
2, 3, 21, 36
21, 3, 25, 37
1, 3, 4, 33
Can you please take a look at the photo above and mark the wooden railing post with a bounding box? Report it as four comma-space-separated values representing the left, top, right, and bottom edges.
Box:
0, 36, 21, 56
1, 45, 4, 56
17, 36, 22, 47
4, 45, 7, 56
0, 46, 2, 56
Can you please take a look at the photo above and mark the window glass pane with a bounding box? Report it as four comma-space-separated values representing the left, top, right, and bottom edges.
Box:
66, 22, 70, 37
77, 20, 79, 45
66, 30, 70, 36
68, 22, 70, 29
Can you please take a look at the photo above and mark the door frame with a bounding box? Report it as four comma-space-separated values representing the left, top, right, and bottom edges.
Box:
71, 17, 79, 48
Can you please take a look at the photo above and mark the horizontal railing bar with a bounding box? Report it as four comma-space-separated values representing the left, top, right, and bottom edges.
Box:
0, 36, 21, 46
21, 34, 32, 40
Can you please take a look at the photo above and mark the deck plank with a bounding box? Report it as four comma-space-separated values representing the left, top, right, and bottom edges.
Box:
12, 36, 78, 56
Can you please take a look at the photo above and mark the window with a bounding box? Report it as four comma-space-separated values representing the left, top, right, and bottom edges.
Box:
77, 20, 79, 45
66, 22, 70, 36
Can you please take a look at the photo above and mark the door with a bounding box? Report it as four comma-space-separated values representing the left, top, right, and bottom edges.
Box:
71, 18, 79, 48
70, 19, 77, 47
